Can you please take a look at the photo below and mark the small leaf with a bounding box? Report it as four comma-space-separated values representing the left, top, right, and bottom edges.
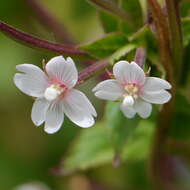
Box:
80, 33, 128, 59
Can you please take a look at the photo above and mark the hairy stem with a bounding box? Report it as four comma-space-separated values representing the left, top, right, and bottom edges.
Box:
25, 0, 74, 44
148, 0, 176, 189
0, 21, 89, 57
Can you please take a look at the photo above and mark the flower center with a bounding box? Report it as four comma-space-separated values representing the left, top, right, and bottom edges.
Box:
123, 84, 139, 106
44, 84, 65, 101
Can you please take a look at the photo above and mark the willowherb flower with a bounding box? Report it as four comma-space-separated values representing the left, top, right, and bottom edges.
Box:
93, 61, 172, 119
14, 56, 97, 134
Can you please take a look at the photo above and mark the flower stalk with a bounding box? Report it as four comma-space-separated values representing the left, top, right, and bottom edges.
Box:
0, 21, 89, 57
78, 60, 109, 84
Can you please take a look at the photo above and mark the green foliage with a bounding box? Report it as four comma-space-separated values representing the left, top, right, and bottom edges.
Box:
62, 122, 114, 174
109, 43, 136, 64
61, 116, 154, 174
80, 33, 129, 59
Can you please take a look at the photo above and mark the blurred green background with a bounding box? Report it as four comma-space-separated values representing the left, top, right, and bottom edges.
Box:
1, 0, 190, 190
0, 0, 104, 189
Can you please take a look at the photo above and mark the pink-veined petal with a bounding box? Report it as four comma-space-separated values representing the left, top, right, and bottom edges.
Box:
113, 61, 145, 85
93, 79, 124, 101
120, 103, 136, 118
140, 90, 171, 104
134, 99, 152, 118
143, 77, 172, 92
31, 98, 49, 126
62, 89, 96, 128
14, 64, 48, 97
44, 101, 64, 134
46, 56, 78, 88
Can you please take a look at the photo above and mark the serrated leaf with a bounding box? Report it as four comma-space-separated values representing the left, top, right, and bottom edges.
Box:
62, 123, 114, 174
80, 33, 128, 59
61, 120, 154, 174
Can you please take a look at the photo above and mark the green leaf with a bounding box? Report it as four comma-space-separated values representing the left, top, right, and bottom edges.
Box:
61, 122, 114, 174
109, 44, 136, 64
105, 102, 140, 152
80, 33, 128, 59
61, 120, 154, 174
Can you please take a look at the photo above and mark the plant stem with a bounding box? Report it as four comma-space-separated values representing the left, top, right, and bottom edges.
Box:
165, 0, 183, 82
78, 60, 109, 84
25, 0, 74, 44
0, 21, 89, 57
148, 0, 176, 189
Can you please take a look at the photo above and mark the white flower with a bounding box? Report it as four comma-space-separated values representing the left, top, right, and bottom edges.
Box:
93, 61, 172, 119
14, 56, 97, 134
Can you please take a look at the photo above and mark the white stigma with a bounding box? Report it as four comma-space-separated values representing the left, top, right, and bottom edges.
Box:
44, 85, 64, 101
123, 96, 134, 106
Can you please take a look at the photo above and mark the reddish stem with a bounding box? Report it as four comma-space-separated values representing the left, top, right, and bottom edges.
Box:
78, 60, 109, 84
0, 21, 88, 57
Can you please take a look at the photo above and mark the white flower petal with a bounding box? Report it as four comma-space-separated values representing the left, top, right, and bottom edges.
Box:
44, 102, 64, 134
68, 89, 97, 116
93, 79, 124, 101
113, 61, 145, 85
120, 103, 136, 118
62, 89, 96, 128
31, 98, 49, 126
143, 77, 172, 91
14, 64, 48, 97
46, 56, 78, 88
134, 99, 152, 118
140, 90, 171, 104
